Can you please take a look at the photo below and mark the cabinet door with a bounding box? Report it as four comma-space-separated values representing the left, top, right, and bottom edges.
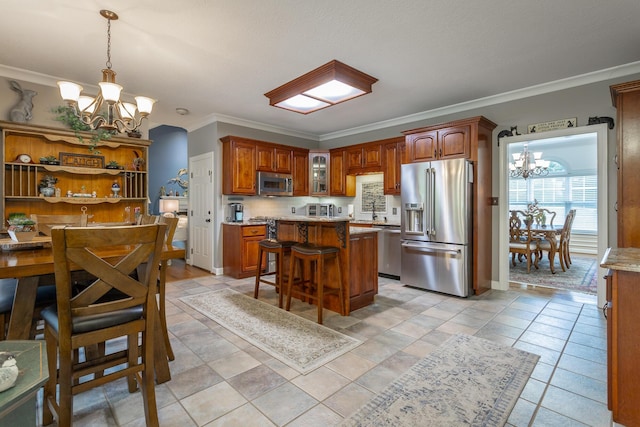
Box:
230, 140, 257, 194
274, 148, 292, 173
383, 141, 403, 195
362, 143, 382, 169
349, 233, 378, 310
438, 125, 470, 159
256, 144, 274, 171
292, 149, 309, 196
345, 147, 363, 173
406, 131, 436, 162
309, 152, 329, 196
329, 150, 354, 196
242, 235, 264, 274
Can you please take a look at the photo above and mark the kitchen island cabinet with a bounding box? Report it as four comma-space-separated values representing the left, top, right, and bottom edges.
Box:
600, 247, 640, 426
222, 223, 266, 278
274, 217, 378, 315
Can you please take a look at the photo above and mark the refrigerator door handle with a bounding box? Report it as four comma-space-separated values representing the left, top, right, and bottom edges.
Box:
425, 168, 431, 236
401, 241, 461, 256
430, 167, 436, 236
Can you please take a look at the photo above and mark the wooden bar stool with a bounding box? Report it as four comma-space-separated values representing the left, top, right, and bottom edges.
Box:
285, 243, 344, 324
254, 239, 297, 308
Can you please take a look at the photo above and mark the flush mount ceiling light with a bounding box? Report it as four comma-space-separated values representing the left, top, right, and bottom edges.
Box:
264, 60, 378, 114
57, 10, 155, 134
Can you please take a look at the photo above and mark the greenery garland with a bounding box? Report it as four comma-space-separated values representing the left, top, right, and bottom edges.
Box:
51, 106, 114, 154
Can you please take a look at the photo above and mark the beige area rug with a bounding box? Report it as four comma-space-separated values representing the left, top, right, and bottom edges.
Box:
341, 334, 539, 427
180, 288, 362, 374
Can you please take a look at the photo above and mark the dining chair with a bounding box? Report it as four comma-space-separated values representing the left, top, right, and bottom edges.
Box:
533, 208, 557, 227
509, 210, 540, 273
561, 209, 576, 268
536, 209, 575, 272
41, 224, 166, 427
156, 215, 179, 360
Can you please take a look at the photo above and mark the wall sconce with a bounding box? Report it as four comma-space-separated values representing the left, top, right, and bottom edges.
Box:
264, 60, 378, 114
159, 199, 180, 217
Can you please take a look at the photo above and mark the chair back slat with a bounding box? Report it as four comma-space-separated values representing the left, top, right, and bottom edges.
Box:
32, 214, 89, 236
51, 224, 166, 336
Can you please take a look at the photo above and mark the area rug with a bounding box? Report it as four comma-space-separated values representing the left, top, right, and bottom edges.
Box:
509, 254, 597, 294
341, 334, 539, 427
179, 288, 362, 374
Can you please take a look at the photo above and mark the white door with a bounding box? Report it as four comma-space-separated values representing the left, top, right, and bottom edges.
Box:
189, 152, 214, 271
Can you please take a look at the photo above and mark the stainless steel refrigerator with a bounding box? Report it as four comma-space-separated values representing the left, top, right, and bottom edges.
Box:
400, 158, 472, 297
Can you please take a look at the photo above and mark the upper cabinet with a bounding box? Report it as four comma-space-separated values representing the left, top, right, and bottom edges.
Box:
404, 124, 471, 162
221, 136, 257, 195
329, 149, 355, 197
382, 137, 405, 195
221, 135, 308, 196
256, 143, 292, 173
309, 151, 329, 196
292, 148, 309, 196
345, 143, 382, 174
1, 121, 150, 225
611, 79, 640, 247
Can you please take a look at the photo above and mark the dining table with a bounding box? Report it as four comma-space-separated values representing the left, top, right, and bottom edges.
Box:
528, 223, 563, 273
0, 239, 185, 384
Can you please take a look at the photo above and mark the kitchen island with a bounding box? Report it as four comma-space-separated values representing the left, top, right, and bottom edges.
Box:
275, 217, 379, 315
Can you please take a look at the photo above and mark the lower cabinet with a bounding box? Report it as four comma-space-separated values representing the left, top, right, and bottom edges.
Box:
349, 231, 378, 311
222, 224, 266, 278
604, 268, 640, 426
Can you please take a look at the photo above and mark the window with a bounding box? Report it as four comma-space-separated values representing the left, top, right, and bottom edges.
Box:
508, 160, 597, 234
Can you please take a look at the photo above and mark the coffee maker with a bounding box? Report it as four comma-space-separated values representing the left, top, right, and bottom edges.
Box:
228, 203, 244, 223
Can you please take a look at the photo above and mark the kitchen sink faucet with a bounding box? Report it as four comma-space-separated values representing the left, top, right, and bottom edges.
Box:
372, 201, 378, 221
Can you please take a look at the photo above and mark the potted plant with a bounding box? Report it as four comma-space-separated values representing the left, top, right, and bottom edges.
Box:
39, 155, 59, 165
106, 160, 122, 170
39, 174, 58, 197
7, 214, 37, 242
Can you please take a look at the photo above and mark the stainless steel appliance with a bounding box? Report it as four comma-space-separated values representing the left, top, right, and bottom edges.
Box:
400, 158, 472, 297
257, 171, 293, 196
228, 202, 244, 222
307, 203, 335, 217
378, 224, 401, 278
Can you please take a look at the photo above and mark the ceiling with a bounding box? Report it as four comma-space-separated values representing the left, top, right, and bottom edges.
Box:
1, 0, 639, 141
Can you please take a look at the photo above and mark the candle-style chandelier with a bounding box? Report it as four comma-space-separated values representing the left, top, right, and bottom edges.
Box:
509, 144, 550, 179
57, 10, 155, 134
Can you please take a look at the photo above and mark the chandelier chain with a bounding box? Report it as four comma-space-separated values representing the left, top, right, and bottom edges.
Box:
105, 17, 112, 70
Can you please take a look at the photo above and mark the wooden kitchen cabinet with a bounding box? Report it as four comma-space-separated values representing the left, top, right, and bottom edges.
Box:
349, 231, 378, 311
309, 151, 329, 196
611, 79, 640, 247
601, 248, 640, 426
382, 137, 405, 195
256, 142, 292, 173
403, 116, 496, 294
222, 223, 266, 278
329, 149, 355, 197
1, 121, 149, 226
404, 124, 470, 162
292, 147, 309, 196
345, 143, 382, 174
221, 136, 257, 195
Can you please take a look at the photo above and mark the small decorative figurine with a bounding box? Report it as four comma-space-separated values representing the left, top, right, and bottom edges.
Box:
9, 80, 37, 123
112, 181, 121, 197
0, 352, 19, 392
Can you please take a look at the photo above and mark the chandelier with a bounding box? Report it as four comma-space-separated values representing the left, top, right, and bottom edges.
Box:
57, 10, 155, 134
509, 144, 550, 179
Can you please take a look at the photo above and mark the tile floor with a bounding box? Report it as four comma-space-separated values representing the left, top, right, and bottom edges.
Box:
37, 274, 612, 426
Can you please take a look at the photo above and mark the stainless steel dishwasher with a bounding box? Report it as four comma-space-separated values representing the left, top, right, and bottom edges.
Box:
378, 224, 401, 279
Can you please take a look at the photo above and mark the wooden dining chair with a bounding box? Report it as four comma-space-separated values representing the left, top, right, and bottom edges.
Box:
509, 210, 540, 273
536, 209, 576, 272
41, 224, 166, 427
533, 208, 557, 227
156, 215, 179, 360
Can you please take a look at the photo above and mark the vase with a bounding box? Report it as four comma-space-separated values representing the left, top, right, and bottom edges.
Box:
40, 186, 55, 197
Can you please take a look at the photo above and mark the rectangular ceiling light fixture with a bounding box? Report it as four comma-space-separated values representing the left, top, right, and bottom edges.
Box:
264, 60, 378, 114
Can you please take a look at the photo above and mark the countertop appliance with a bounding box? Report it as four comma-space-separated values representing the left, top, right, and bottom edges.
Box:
378, 224, 401, 278
307, 203, 335, 217
228, 202, 244, 222
257, 171, 293, 196
400, 158, 472, 297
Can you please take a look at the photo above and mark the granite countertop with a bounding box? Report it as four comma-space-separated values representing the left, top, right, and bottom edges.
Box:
600, 247, 640, 273
349, 226, 382, 235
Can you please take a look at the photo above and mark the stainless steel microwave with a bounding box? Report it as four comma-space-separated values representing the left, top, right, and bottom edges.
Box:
257, 171, 293, 196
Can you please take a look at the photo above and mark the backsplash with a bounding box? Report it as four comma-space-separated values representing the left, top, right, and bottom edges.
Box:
222, 173, 401, 223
